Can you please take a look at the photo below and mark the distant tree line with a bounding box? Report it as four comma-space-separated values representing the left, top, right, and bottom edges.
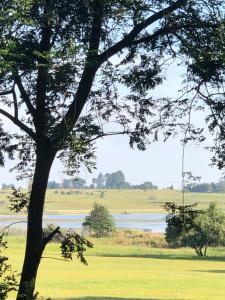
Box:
185, 179, 225, 193
1, 183, 15, 190
46, 170, 158, 190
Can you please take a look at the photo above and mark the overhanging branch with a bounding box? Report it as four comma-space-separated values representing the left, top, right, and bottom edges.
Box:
0, 108, 36, 140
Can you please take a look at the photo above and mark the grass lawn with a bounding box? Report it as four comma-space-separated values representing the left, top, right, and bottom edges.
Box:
1, 189, 225, 214
6, 236, 225, 300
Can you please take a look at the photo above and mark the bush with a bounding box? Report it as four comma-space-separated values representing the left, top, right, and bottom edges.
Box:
82, 203, 115, 237
115, 230, 167, 247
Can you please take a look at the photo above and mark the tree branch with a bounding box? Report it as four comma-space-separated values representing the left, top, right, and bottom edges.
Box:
99, 0, 187, 63
88, 130, 131, 143
0, 108, 36, 140
53, 0, 187, 145
14, 74, 36, 117
0, 89, 14, 96
53, 0, 105, 142
12, 88, 18, 119
43, 226, 61, 246
41, 256, 69, 262
0, 221, 27, 235
34, 2, 53, 136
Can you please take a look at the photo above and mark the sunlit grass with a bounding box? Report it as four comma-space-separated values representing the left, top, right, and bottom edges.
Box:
6, 236, 225, 300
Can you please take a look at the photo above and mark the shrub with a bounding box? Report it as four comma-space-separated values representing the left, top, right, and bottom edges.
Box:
115, 230, 167, 248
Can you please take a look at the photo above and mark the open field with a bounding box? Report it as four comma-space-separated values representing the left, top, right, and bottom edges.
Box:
1, 189, 225, 214
6, 236, 225, 300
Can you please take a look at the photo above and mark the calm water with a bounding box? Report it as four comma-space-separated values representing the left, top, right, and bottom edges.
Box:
0, 213, 166, 232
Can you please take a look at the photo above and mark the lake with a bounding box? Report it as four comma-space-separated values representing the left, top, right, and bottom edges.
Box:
0, 213, 167, 232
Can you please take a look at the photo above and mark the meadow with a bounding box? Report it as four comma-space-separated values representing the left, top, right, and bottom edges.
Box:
5, 236, 225, 300
1, 189, 225, 214
2, 189, 225, 299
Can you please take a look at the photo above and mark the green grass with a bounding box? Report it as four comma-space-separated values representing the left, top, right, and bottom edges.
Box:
2, 189, 225, 214
5, 236, 225, 300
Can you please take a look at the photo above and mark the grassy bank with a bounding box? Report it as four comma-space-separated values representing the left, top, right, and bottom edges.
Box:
1, 189, 225, 214
5, 236, 225, 300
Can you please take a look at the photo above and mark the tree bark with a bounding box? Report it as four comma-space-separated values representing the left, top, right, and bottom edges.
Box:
16, 146, 56, 300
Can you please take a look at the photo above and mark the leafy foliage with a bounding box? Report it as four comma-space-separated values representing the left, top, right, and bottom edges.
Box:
0, 0, 222, 177
60, 232, 93, 264
164, 202, 202, 233
164, 202, 202, 248
8, 187, 30, 213
0, 234, 18, 299
83, 203, 116, 237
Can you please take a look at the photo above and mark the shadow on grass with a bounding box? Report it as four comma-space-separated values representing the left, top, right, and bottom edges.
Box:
90, 253, 225, 262
54, 298, 185, 300
193, 269, 225, 274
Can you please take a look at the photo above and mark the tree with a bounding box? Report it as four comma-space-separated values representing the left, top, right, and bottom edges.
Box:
47, 180, 59, 189
105, 170, 126, 189
71, 178, 86, 189
82, 203, 115, 237
0, 0, 221, 298
96, 173, 105, 189
164, 202, 225, 256
141, 181, 157, 190
1, 183, 15, 190
182, 203, 225, 256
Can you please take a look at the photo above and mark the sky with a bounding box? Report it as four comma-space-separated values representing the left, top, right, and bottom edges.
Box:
0, 63, 224, 189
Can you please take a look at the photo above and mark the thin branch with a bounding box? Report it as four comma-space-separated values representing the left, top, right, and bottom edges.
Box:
0, 89, 14, 96
41, 256, 69, 262
0, 108, 36, 140
88, 130, 130, 143
0, 221, 27, 235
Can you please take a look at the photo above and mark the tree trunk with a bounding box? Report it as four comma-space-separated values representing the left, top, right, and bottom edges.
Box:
16, 146, 56, 300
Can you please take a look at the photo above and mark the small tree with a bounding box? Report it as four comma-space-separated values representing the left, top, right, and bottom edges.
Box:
83, 203, 115, 237
182, 203, 225, 256
164, 202, 225, 256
